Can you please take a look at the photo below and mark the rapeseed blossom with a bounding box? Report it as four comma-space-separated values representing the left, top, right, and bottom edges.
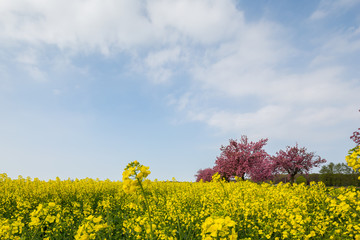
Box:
1, 161, 360, 239
201, 216, 237, 240
122, 160, 151, 193
346, 146, 360, 179
74, 215, 107, 240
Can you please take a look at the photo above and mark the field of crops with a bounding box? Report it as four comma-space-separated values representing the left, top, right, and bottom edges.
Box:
1, 162, 360, 240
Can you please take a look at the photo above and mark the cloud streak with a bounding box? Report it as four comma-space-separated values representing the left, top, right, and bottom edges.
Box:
310, 0, 360, 20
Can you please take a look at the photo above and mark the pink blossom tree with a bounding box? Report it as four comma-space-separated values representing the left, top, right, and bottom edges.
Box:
350, 109, 360, 146
248, 157, 275, 182
214, 136, 273, 182
272, 144, 326, 183
195, 168, 216, 182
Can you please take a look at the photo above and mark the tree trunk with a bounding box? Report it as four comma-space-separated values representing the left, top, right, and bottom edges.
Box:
290, 174, 295, 183
241, 173, 245, 180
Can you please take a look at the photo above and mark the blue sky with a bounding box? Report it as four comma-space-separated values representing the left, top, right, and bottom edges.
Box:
1, 0, 359, 181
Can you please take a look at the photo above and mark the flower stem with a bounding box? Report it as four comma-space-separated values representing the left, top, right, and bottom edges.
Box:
137, 178, 154, 240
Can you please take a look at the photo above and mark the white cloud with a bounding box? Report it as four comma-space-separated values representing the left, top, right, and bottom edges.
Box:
1, 0, 359, 145
146, 68, 173, 84
293, 106, 358, 127
268, 67, 356, 104
175, 59, 360, 140
0, 0, 244, 52
168, 92, 193, 111
25, 65, 47, 82
182, 102, 359, 142
188, 20, 293, 98
15, 49, 38, 65
168, 23, 360, 141
310, 10, 327, 20
52, 89, 61, 95
309, 55, 334, 67
321, 26, 360, 54
207, 105, 289, 132
147, 0, 243, 45
145, 47, 181, 68
0, 0, 153, 52
0, 64, 11, 90
310, 0, 360, 20
14, 49, 47, 81
144, 47, 182, 83
0, 0, 246, 84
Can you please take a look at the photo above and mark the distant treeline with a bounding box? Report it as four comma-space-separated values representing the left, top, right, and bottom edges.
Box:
273, 173, 360, 187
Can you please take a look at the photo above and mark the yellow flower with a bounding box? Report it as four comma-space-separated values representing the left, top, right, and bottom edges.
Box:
45, 215, 56, 223
134, 225, 142, 233
212, 172, 221, 182
93, 216, 102, 224
201, 216, 237, 239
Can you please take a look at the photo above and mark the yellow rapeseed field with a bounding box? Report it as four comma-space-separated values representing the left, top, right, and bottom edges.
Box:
1, 159, 360, 239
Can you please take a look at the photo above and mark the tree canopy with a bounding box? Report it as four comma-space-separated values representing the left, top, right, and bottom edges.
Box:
195, 168, 216, 182
320, 162, 353, 174
214, 136, 273, 182
272, 144, 326, 183
195, 137, 326, 183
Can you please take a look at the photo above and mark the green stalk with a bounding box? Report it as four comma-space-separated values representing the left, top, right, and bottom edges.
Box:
137, 178, 154, 240
29, 212, 49, 239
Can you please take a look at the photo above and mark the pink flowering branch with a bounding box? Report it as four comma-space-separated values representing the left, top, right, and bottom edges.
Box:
350, 109, 360, 145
